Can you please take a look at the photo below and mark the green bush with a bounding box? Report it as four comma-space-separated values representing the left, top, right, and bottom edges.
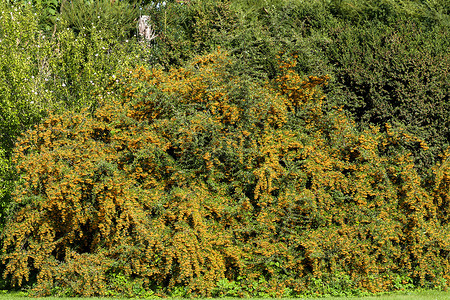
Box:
0, 0, 147, 149
0, 0, 151, 239
0, 150, 13, 229
145, 0, 335, 79
145, 0, 240, 68
60, 0, 140, 39
323, 0, 449, 26
147, 0, 449, 76
2, 51, 449, 297
1, 0, 449, 296
322, 20, 450, 172
4, 1, 61, 33
0, 2, 49, 154
44, 25, 145, 110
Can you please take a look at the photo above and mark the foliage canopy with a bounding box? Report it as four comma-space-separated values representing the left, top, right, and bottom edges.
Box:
0, 0, 449, 297
2, 51, 450, 297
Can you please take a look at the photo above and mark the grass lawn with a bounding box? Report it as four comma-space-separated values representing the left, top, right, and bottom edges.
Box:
0, 290, 449, 299
304, 290, 450, 299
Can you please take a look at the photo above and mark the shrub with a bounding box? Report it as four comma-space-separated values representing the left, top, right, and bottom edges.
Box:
0, 150, 13, 229
145, 0, 240, 68
60, 0, 140, 40
0, 2, 52, 226
45, 25, 145, 111
145, 0, 334, 79
6, 0, 61, 31
0, 1, 149, 230
2, 51, 450, 297
2, 52, 244, 297
0, 2, 48, 154
322, 20, 450, 172
324, 0, 449, 26
146, 0, 449, 174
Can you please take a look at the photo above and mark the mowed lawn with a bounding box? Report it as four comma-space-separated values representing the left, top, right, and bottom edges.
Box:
0, 290, 449, 300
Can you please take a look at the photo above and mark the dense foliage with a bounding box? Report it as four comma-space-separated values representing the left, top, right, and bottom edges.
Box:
59, 0, 139, 38
2, 51, 450, 297
0, 0, 147, 227
322, 21, 449, 172
146, 0, 449, 172
0, 0, 449, 297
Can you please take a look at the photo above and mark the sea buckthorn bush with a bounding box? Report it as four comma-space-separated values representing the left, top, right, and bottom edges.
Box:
146, 0, 449, 176
2, 51, 450, 297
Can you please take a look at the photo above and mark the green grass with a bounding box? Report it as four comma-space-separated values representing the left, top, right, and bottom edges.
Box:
0, 290, 449, 300
303, 290, 450, 299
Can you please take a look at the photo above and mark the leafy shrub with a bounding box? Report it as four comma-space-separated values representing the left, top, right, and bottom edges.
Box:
145, 0, 335, 79
322, 20, 450, 172
0, 2, 48, 154
324, 0, 449, 26
147, 0, 449, 76
146, 0, 449, 174
145, 0, 240, 68
0, 150, 13, 229
8, 0, 61, 31
0, 2, 52, 227
2, 51, 450, 297
2, 52, 243, 297
0, 1, 148, 230
60, 0, 140, 40
45, 25, 145, 110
